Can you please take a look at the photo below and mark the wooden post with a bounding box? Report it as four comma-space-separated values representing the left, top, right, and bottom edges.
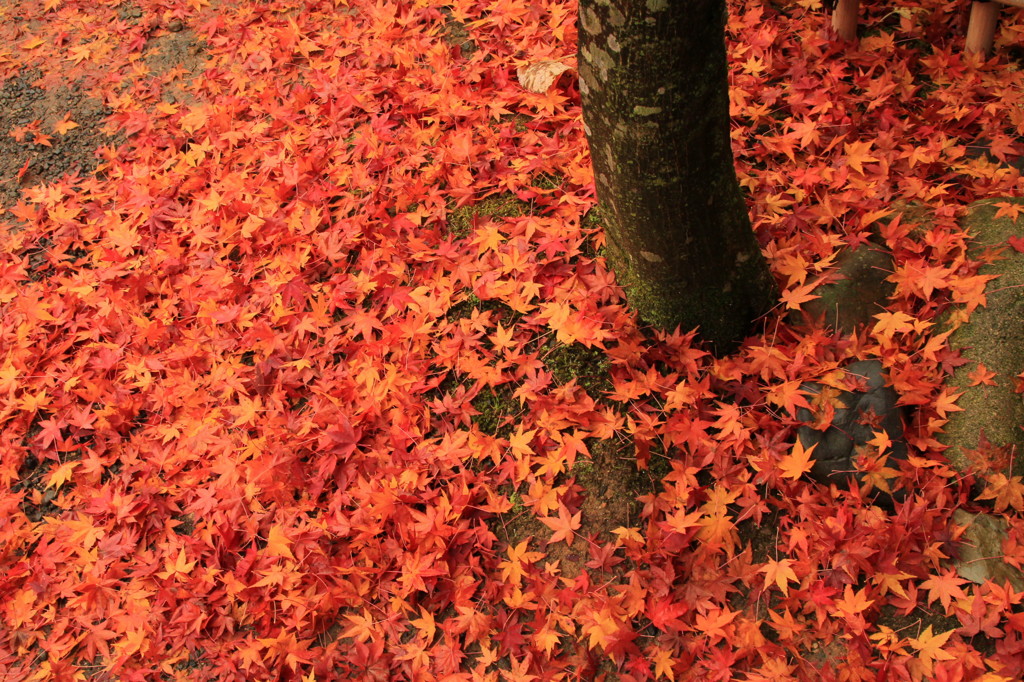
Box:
832, 0, 859, 41
966, 2, 1000, 53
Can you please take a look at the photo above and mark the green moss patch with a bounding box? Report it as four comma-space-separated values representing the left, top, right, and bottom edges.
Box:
543, 339, 613, 397
471, 384, 520, 438
446, 193, 532, 238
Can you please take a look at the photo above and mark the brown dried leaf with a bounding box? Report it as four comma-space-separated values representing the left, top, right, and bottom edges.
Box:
517, 60, 571, 93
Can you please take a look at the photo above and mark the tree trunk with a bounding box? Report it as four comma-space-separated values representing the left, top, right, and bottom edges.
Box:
578, 0, 776, 352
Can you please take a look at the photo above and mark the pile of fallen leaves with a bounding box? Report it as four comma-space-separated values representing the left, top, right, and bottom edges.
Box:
2, 0, 1024, 679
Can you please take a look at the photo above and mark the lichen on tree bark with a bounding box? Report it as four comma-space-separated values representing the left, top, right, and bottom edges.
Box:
578, 0, 776, 352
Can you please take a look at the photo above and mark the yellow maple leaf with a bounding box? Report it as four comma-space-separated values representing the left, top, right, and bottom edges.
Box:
651, 646, 676, 681
908, 626, 956, 677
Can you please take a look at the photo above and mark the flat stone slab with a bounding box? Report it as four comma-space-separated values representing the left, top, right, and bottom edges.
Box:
799, 242, 896, 335
940, 198, 1024, 479
952, 509, 1024, 592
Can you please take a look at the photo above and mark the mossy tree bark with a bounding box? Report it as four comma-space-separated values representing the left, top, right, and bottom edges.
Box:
578, 0, 776, 353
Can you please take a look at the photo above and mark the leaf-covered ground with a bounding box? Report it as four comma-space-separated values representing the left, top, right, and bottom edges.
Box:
2, 0, 1024, 679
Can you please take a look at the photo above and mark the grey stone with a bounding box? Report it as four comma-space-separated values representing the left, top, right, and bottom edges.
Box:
940, 198, 1024, 479
799, 243, 895, 335
796, 360, 908, 486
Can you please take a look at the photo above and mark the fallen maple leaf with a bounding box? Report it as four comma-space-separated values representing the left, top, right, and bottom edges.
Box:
1007, 235, 1024, 253
920, 569, 968, 610
993, 201, 1024, 222
967, 362, 997, 387
872, 310, 918, 340
977, 473, 1024, 513
541, 503, 582, 546
499, 539, 545, 585
835, 584, 874, 619
517, 60, 571, 93
760, 557, 798, 596
843, 139, 880, 174
780, 440, 816, 480
865, 429, 892, 453
693, 606, 738, 644
932, 389, 963, 419
265, 524, 295, 560
156, 548, 196, 581
872, 570, 914, 598
780, 281, 820, 310
532, 625, 560, 655
53, 114, 79, 136
908, 626, 956, 677
508, 426, 536, 458
46, 461, 78, 490
651, 646, 676, 681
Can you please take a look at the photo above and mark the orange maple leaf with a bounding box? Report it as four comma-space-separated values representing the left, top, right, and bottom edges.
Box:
341, 610, 377, 644
532, 625, 561, 655
45, 461, 78, 490
541, 504, 582, 546
843, 139, 880, 174
835, 584, 874, 619
499, 539, 544, 584
664, 508, 704, 535
920, 569, 968, 610
651, 646, 676, 681
766, 379, 812, 417
53, 114, 78, 135
872, 570, 914, 598
779, 440, 816, 480
697, 485, 740, 553
760, 558, 799, 596
993, 201, 1024, 222
508, 426, 536, 458
932, 389, 963, 419
866, 429, 892, 452
156, 548, 196, 580
780, 281, 820, 310
410, 607, 436, 642
872, 311, 917, 339
265, 524, 295, 560
693, 606, 738, 644
977, 473, 1024, 513
967, 363, 997, 387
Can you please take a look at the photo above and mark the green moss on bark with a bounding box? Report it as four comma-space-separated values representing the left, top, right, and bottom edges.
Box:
578, 0, 776, 352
